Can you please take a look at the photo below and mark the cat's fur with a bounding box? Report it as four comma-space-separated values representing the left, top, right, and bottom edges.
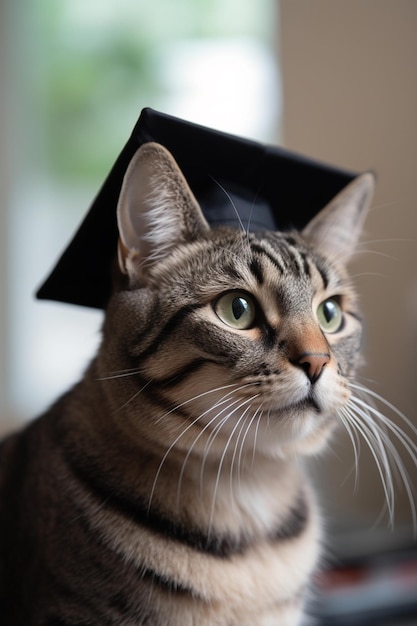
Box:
0, 143, 375, 625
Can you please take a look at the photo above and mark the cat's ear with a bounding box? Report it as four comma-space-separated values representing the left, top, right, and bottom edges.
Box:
117, 142, 210, 285
301, 172, 375, 262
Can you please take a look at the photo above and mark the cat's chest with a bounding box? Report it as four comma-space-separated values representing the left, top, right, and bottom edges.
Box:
83, 477, 320, 626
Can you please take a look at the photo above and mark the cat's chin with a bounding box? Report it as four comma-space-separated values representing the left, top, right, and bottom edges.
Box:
286, 417, 337, 456
253, 404, 339, 459
262, 427, 335, 459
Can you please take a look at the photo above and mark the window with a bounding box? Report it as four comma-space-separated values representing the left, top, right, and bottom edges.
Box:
1, 0, 280, 427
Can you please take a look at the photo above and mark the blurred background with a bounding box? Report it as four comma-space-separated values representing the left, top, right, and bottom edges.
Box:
1, 1, 416, 623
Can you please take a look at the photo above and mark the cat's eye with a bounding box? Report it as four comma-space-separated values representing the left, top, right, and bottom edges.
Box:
317, 298, 344, 333
214, 292, 257, 330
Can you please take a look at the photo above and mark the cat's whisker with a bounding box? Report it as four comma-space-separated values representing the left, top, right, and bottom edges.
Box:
175, 413, 228, 512
228, 407, 255, 512
153, 382, 243, 424
266, 405, 272, 429
338, 407, 361, 492
175, 391, 257, 510
348, 393, 417, 530
349, 271, 388, 281
151, 383, 261, 511
245, 183, 264, 237
369, 198, 409, 212
97, 368, 142, 381
351, 397, 417, 467
337, 236, 415, 271
237, 404, 264, 490
342, 402, 396, 528
349, 381, 417, 439
113, 380, 153, 413
250, 407, 264, 470
329, 243, 399, 268
198, 395, 258, 498
353, 246, 396, 258
210, 176, 247, 237
353, 402, 417, 531
149, 386, 249, 512
340, 380, 417, 531
207, 397, 260, 537
199, 414, 232, 501
358, 236, 417, 247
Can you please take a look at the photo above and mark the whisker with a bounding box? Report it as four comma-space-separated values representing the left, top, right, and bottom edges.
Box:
338, 407, 361, 492
343, 381, 417, 531
350, 396, 417, 530
251, 407, 264, 469
97, 368, 142, 381
210, 176, 247, 236
343, 404, 395, 527
175, 392, 254, 510
353, 247, 397, 260
208, 397, 260, 537
358, 236, 417, 247
237, 404, 264, 489
369, 198, 410, 212
349, 271, 389, 281
228, 407, 255, 511
154, 382, 243, 424
149, 382, 260, 512
349, 401, 414, 529
349, 382, 417, 438
149, 386, 246, 512
246, 182, 264, 237
351, 397, 417, 466
199, 395, 259, 497
113, 380, 153, 414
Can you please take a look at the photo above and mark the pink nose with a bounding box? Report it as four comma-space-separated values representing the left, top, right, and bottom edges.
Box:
297, 352, 330, 383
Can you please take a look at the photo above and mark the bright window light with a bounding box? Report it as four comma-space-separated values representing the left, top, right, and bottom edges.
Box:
2, 0, 280, 424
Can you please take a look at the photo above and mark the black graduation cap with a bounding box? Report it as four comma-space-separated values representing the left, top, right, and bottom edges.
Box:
36, 108, 356, 310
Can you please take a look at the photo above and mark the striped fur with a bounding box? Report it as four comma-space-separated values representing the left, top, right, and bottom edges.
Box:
0, 143, 375, 625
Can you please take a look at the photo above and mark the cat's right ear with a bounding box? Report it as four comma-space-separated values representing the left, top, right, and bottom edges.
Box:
301, 172, 375, 263
117, 142, 210, 285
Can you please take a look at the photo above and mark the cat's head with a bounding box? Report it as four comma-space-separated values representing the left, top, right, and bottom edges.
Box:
101, 142, 374, 460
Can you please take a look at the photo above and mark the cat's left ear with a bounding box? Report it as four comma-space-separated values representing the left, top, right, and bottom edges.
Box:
117, 142, 210, 285
301, 172, 375, 262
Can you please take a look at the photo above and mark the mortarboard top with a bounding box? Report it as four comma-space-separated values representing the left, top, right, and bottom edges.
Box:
36, 108, 356, 310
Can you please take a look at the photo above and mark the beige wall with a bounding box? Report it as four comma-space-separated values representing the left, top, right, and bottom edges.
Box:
280, 0, 417, 532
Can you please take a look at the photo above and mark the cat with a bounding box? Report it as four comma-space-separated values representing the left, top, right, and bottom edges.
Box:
0, 141, 403, 625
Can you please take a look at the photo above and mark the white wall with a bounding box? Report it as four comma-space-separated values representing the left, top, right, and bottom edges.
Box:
280, 0, 417, 532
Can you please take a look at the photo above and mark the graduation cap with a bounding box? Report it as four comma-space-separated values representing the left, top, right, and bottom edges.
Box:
36, 108, 356, 310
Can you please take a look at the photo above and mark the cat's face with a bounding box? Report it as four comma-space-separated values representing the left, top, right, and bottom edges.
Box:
100, 143, 374, 462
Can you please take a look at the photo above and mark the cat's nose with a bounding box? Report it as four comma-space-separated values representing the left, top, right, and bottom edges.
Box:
296, 352, 330, 383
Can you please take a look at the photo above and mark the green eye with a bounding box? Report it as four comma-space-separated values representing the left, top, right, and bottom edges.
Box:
317, 298, 344, 333
214, 292, 257, 330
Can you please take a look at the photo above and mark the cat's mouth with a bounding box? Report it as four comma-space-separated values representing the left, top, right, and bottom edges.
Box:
305, 391, 322, 413
268, 394, 322, 417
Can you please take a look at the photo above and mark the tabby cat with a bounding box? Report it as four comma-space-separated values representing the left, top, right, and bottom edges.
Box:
0, 142, 376, 625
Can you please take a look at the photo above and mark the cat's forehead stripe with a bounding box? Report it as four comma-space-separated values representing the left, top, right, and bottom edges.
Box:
249, 257, 265, 285
249, 242, 286, 275
249, 238, 312, 283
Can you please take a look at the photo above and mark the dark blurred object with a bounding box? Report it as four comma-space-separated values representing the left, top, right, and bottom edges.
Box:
312, 530, 417, 625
